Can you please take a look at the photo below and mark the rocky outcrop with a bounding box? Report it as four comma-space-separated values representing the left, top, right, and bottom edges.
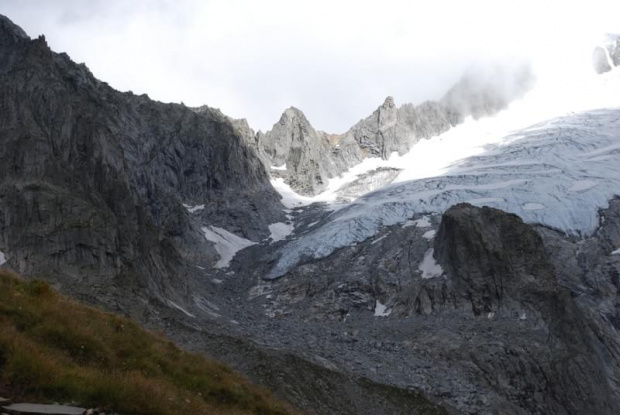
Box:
0, 15, 282, 310
255, 108, 355, 195
434, 203, 557, 317
235, 203, 620, 414
258, 64, 534, 196
593, 34, 620, 74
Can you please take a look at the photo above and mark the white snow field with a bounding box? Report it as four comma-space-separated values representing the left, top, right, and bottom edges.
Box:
202, 226, 256, 268
267, 64, 620, 278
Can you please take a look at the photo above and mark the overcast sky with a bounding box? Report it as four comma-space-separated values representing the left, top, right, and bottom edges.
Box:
1, 0, 619, 132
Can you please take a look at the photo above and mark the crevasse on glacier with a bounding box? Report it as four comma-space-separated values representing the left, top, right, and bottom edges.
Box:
269, 107, 620, 278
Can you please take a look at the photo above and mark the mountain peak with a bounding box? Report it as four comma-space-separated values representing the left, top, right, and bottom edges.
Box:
0, 14, 29, 43
382, 96, 395, 109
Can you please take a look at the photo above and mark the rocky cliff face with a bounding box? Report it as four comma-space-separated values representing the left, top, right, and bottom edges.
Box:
3, 12, 620, 415
258, 64, 534, 196
0, 15, 282, 309
235, 203, 620, 414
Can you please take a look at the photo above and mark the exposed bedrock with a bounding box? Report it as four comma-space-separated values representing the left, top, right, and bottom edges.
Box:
256, 63, 535, 196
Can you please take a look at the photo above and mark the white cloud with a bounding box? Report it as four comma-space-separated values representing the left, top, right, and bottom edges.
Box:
1, 0, 619, 132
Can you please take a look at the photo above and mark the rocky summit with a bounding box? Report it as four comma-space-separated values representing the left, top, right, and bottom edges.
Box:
1, 12, 620, 415
255, 63, 535, 196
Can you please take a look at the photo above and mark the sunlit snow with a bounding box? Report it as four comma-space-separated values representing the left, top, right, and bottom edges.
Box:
268, 67, 620, 278
0, 251, 6, 266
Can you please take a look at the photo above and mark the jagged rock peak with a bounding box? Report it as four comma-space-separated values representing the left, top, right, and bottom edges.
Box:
381, 96, 395, 109
279, 106, 310, 123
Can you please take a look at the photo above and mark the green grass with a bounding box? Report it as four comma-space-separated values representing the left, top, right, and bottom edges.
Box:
0, 271, 300, 415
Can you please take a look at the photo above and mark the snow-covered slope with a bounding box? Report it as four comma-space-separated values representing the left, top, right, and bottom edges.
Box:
268, 68, 620, 278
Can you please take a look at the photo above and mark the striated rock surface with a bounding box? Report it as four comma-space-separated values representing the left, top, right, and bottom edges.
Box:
0, 14, 282, 310
235, 203, 620, 414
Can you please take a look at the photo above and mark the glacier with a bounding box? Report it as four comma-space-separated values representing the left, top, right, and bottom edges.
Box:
268, 107, 620, 278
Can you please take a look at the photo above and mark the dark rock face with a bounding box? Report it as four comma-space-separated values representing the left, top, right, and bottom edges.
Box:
259, 65, 535, 196
434, 204, 620, 415
0, 15, 282, 307
434, 203, 556, 317
593, 34, 620, 74
237, 204, 620, 414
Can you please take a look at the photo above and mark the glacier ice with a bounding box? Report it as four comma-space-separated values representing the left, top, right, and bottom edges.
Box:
269, 108, 620, 278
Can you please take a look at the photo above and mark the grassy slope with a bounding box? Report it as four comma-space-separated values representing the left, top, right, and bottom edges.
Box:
0, 271, 300, 415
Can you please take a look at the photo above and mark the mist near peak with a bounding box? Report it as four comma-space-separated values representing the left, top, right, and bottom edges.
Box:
1, 0, 619, 133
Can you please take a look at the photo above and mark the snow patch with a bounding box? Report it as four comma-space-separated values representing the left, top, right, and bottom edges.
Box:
268, 222, 295, 242
167, 300, 195, 318
211, 278, 223, 284
569, 180, 598, 192
307, 221, 319, 227
183, 203, 205, 213
612, 249, 620, 255
522, 202, 546, 211
271, 163, 287, 171
422, 230, 436, 239
0, 251, 6, 266
202, 226, 256, 268
419, 249, 443, 279
402, 215, 431, 228
371, 233, 390, 245
374, 300, 391, 317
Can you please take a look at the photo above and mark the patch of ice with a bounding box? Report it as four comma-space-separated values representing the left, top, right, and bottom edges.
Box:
402, 215, 431, 228
422, 230, 436, 240
183, 203, 205, 213
271, 163, 287, 171
0, 251, 6, 266
374, 300, 391, 317
522, 202, 546, 211
167, 300, 195, 318
612, 249, 620, 255
419, 248, 443, 279
202, 226, 256, 268
269, 108, 620, 279
569, 180, 598, 192
268, 222, 295, 242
